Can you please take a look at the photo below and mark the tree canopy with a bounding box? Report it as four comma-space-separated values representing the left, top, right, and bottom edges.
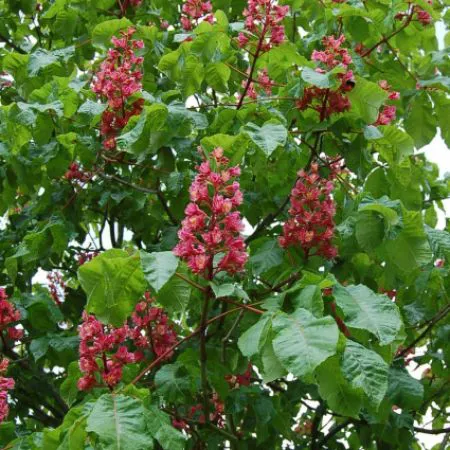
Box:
0, 0, 449, 449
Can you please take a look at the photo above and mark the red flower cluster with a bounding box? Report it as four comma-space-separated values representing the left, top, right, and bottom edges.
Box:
92, 28, 144, 151
372, 80, 400, 126
225, 363, 252, 388
0, 359, 14, 424
0, 289, 23, 342
395, 2, 432, 26
172, 393, 225, 430
64, 163, 91, 183
296, 35, 355, 121
128, 292, 178, 359
279, 163, 338, 259
47, 272, 66, 306
77, 293, 177, 391
77, 251, 99, 266
180, 0, 214, 31
238, 0, 289, 51
173, 148, 248, 277
245, 68, 275, 100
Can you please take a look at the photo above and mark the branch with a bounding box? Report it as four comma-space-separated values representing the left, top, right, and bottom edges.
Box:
310, 403, 326, 450
100, 173, 157, 194
156, 189, 179, 226
128, 303, 262, 386
200, 284, 212, 421
316, 419, 353, 448
414, 426, 450, 434
361, 6, 415, 57
0, 32, 26, 54
397, 303, 450, 358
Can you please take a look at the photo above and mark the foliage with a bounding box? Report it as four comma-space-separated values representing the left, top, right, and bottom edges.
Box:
0, 0, 449, 449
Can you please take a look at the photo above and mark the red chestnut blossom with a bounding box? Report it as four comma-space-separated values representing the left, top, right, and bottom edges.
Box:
378, 80, 400, 100
128, 292, 178, 359
77, 293, 177, 391
0, 359, 14, 424
77, 311, 138, 391
225, 363, 252, 388
78, 251, 99, 266
180, 0, 214, 31
279, 163, 338, 259
416, 9, 432, 25
92, 28, 144, 151
47, 271, 66, 306
434, 258, 445, 268
173, 147, 248, 278
238, 0, 289, 52
296, 35, 355, 120
64, 162, 91, 183
0, 289, 23, 342
374, 105, 396, 126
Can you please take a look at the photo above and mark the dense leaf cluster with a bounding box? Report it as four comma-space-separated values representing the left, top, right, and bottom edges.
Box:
0, 0, 449, 449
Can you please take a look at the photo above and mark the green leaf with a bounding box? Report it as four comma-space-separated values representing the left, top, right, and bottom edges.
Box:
272, 308, 339, 379
342, 341, 389, 410
86, 394, 152, 450
386, 367, 424, 410
348, 77, 388, 123
301, 67, 334, 88
210, 282, 249, 301
60, 362, 82, 407
144, 406, 185, 450
243, 122, 288, 157
238, 315, 271, 358
78, 249, 147, 326
333, 284, 402, 345
375, 127, 414, 164
205, 62, 231, 92
249, 239, 284, 276
140, 251, 178, 293
289, 285, 324, 317
404, 93, 437, 149
155, 363, 191, 402
316, 356, 363, 417
92, 18, 134, 48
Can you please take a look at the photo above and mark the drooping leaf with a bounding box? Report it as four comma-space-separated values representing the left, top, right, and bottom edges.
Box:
272, 308, 339, 379
140, 250, 179, 293
342, 341, 389, 410
78, 250, 147, 326
333, 284, 402, 345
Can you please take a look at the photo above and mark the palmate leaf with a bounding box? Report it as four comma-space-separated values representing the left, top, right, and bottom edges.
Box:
86, 394, 152, 450
272, 308, 339, 379
342, 341, 389, 410
333, 284, 403, 345
78, 250, 147, 326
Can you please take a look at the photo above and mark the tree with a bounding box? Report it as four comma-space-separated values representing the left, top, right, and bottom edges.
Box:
0, 0, 449, 448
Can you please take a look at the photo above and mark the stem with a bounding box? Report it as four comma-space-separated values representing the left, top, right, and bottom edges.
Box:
200, 285, 211, 422
175, 272, 207, 292
361, 6, 415, 57
414, 426, 450, 434
128, 304, 261, 386
316, 419, 353, 448
236, 2, 272, 109
397, 304, 450, 358
330, 302, 351, 337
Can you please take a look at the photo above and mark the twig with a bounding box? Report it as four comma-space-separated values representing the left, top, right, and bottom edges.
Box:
361, 6, 415, 57
397, 304, 450, 358
315, 419, 353, 448
100, 173, 157, 194
414, 426, 450, 434
0, 32, 26, 54
175, 272, 207, 292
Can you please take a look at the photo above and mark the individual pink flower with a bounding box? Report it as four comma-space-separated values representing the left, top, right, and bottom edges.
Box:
77, 293, 177, 391
374, 105, 396, 126
416, 9, 432, 25
173, 148, 248, 278
180, 0, 214, 30
0, 359, 14, 423
239, 0, 288, 53
297, 35, 355, 120
280, 163, 338, 259
0, 289, 23, 343
92, 28, 144, 151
